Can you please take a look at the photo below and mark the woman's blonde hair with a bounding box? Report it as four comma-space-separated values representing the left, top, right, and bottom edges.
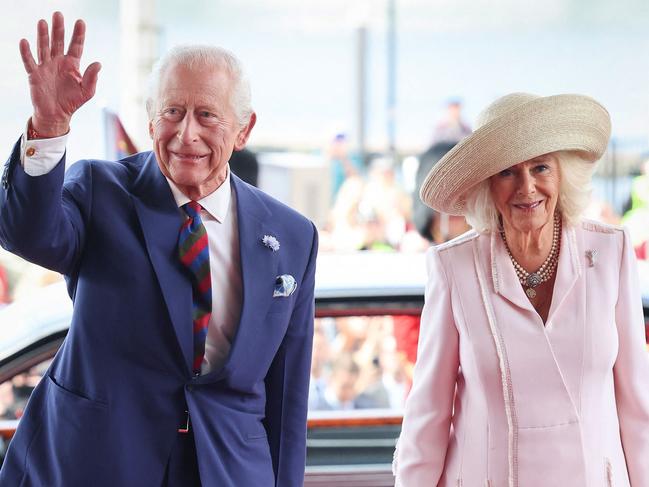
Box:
464, 151, 596, 232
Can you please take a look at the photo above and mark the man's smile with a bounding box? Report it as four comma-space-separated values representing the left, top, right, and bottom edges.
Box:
170, 151, 209, 162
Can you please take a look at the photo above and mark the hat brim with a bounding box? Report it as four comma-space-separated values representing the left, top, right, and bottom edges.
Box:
419, 94, 611, 215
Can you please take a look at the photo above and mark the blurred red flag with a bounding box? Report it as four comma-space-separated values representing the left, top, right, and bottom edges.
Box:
103, 108, 138, 160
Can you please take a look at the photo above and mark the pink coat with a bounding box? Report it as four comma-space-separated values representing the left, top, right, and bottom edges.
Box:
394, 220, 649, 487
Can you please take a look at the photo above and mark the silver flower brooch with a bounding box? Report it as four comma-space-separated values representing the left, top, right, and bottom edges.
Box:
585, 249, 597, 267
262, 234, 280, 252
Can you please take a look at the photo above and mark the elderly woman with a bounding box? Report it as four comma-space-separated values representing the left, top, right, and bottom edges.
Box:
393, 93, 649, 487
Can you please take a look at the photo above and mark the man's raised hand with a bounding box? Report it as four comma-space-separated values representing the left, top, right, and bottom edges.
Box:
19, 11, 101, 137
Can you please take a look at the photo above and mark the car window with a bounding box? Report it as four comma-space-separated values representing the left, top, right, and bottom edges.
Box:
0, 359, 51, 420
0, 315, 420, 421
308, 314, 419, 413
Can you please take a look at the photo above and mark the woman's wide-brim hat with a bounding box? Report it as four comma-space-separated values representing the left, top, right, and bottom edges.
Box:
419, 93, 611, 215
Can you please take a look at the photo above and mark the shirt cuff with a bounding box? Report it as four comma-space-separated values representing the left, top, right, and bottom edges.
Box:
20, 121, 68, 177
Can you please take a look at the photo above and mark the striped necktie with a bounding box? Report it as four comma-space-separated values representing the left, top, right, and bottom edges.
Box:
178, 201, 212, 375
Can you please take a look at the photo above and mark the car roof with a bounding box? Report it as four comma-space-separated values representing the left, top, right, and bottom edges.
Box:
2, 250, 648, 363
0, 281, 71, 361
0, 252, 427, 362
315, 252, 427, 299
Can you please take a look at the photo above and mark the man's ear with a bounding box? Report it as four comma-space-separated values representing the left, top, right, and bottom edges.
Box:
233, 112, 257, 151
148, 120, 155, 139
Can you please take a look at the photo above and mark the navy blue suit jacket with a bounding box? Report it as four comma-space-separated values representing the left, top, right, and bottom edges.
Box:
0, 145, 317, 486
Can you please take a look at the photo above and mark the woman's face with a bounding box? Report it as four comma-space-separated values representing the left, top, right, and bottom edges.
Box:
489, 153, 561, 234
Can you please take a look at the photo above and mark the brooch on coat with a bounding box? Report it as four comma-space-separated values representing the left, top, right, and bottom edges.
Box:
585, 249, 597, 267
262, 234, 280, 252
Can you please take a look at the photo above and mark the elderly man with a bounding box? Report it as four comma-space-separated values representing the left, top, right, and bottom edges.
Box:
0, 12, 317, 487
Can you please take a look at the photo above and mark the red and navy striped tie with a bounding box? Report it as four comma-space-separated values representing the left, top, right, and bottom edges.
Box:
178, 201, 212, 375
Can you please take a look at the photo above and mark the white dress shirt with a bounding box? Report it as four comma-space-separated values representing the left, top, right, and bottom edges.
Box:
20, 129, 243, 374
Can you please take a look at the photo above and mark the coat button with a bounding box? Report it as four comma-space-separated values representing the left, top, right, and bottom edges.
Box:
25, 147, 36, 157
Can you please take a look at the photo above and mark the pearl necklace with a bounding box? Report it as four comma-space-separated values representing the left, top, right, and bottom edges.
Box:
500, 215, 561, 299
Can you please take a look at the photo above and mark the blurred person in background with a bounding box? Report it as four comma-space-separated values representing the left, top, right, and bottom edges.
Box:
332, 316, 369, 355
321, 354, 360, 410
0, 362, 51, 421
359, 157, 411, 249
0, 382, 17, 420
328, 132, 361, 200
622, 157, 649, 259
320, 173, 366, 251
228, 147, 259, 187
394, 93, 649, 486
322, 153, 414, 251
354, 356, 390, 409
431, 98, 471, 145
378, 333, 409, 409
352, 318, 410, 410
0, 12, 317, 487
399, 121, 474, 394
308, 324, 331, 411
413, 141, 470, 244
352, 316, 392, 409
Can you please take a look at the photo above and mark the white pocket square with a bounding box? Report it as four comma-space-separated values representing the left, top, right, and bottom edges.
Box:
273, 274, 297, 297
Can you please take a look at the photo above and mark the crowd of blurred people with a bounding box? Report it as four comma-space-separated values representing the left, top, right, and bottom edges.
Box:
319, 99, 643, 259
320, 99, 475, 253
308, 316, 414, 412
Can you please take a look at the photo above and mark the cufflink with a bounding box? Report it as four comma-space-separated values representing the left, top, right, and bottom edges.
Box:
273, 274, 297, 297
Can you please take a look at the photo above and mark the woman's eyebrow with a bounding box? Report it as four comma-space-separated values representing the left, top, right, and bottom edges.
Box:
530, 155, 550, 162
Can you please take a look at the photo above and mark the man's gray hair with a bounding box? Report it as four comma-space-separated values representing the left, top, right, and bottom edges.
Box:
464, 150, 596, 232
145, 45, 253, 127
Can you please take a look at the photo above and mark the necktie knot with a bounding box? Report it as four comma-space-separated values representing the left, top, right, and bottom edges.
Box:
182, 201, 203, 219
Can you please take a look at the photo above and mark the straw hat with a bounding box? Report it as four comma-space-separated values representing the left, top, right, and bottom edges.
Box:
419, 93, 611, 215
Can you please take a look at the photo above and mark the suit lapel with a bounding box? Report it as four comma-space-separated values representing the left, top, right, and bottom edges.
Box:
130, 152, 193, 375
547, 224, 581, 323
489, 223, 581, 318
200, 175, 278, 382
489, 230, 535, 312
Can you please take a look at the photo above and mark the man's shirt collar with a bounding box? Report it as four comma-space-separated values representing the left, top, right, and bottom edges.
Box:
165, 165, 232, 223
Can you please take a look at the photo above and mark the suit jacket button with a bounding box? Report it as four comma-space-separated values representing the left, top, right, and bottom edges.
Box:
25, 147, 36, 157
